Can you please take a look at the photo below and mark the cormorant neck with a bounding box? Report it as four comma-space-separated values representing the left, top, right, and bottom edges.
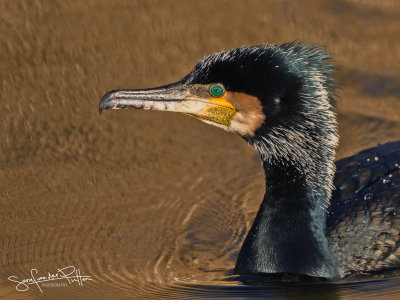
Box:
235, 153, 340, 278
235, 156, 339, 278
235, 101, 341, 278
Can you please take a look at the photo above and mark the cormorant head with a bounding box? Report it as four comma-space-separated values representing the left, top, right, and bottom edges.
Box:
100, 42, 337, 166
99, 43, 340, 279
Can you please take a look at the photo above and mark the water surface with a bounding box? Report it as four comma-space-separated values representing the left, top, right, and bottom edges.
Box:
1, 0, 400, 298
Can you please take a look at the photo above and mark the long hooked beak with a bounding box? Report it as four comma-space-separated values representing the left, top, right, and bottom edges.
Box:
99, 82, 237, 128
99, 82, 189, 113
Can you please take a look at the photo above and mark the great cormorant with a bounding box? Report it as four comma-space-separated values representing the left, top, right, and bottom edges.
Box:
99, 42, 400, 279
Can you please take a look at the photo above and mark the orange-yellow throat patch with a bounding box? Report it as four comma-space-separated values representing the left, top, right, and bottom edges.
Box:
202, 95, 237, 126
186, 95, 237, 126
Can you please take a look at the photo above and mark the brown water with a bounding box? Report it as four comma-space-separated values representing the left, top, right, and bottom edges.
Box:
1, 0, 400, 299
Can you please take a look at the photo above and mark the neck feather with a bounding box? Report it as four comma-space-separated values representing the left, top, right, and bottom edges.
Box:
235, 82, 341, 278
235, 158, 339, 278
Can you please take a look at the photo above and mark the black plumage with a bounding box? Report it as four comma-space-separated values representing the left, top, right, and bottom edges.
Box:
329, 141, 400, 275
99, 42, 400, 279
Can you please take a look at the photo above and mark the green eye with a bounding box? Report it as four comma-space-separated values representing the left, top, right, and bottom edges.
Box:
210, 84, 225, 97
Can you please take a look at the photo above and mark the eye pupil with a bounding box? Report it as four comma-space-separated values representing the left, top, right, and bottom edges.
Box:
210, 84, 224, 97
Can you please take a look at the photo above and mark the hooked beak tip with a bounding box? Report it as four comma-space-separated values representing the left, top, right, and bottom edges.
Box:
99, 90, 118, 114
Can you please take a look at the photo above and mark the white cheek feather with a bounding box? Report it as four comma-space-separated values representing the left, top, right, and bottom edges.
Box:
229, 114, 246, 135
229, 111, 263, 136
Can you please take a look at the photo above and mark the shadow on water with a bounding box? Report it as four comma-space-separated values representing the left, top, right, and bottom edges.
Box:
342, 70, 400, 98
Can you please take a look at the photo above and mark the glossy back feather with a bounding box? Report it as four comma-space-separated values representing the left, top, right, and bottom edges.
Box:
329, 141, 400, 275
